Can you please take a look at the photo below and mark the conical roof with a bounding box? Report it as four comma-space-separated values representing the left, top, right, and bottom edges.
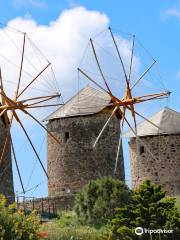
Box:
125, 107, 180, 138
45, 85, 111, 120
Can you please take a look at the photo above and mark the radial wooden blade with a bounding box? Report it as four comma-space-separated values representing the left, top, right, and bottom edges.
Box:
26, 95, 60, 107
10, 136, 25, 194
132, 108, 139, 184
109, 27, 128, 84
21, 108, 61, 145
0, 109, 7, 118
131, 60, 156, 90
15, 33, 26, 100
17, 62, 51, 99
90, 38, 112, 94
93, 105, 118, 148
78, 68, 109, 94
128, 35, 135, 82
124, 116, 159, 162
127, 107, 165, 133
114, 121, 124, 173
13, 111, 48, 179
26, 103, 63, 109
21, 94, 60, 104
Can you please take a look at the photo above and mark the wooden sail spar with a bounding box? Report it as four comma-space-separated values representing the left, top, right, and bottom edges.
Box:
78, 27, 170, 176
0, 25, 62, 194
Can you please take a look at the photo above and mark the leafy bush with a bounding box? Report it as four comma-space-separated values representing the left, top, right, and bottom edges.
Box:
110, 180, 180, 240
74, 176, 131, 227
55, 211, 79, 227
0, 195, 41, 240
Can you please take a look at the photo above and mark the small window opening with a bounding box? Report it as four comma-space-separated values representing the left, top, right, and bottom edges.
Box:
65, 132, 69, 141
139, 146, 145, 155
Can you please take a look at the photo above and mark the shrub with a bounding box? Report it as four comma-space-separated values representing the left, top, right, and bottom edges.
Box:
0, 195, 41, 240
110, 180, 180, 240
74, 176, 131, 227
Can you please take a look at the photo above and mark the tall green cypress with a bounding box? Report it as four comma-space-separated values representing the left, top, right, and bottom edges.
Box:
111, 180, 180, 240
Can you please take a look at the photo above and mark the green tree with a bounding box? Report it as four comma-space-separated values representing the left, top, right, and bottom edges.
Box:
110, 180, 180, 240
74, 176, 131, 227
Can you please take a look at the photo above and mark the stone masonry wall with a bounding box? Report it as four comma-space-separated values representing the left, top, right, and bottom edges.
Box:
0, 119, 14, 202
129, 134, 180, 195
47, 107, 124, 196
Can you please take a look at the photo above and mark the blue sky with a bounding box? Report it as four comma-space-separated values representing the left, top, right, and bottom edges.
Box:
1, 0, 180, 106
1, 0, 180, 198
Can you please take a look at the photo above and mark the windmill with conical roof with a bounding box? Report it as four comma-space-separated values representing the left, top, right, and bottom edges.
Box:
126, 107, 180, 195
46, 85, 125, 196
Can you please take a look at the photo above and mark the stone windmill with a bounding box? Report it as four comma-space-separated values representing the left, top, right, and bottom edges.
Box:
0, 25, 62, 199
46, 27, 171, 196
126, 107, 180, 195
46, 85, 125, 196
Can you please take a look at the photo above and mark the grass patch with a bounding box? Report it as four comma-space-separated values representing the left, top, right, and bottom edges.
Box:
40, 211, 110, 240
41, 196, 180, 239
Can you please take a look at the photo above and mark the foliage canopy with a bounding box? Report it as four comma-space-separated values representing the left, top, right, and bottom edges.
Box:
110, 180, 180, 240
74, 176, 131, 227
0, 195, 41, 240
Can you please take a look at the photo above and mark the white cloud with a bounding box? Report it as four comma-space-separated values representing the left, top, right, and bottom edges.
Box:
0, 6, 141, 110
0, 6, 112, 128
66, 0, 79, 8
1, 7, 109, 100
162, 7, 180, 19
12, 0, 48, 9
